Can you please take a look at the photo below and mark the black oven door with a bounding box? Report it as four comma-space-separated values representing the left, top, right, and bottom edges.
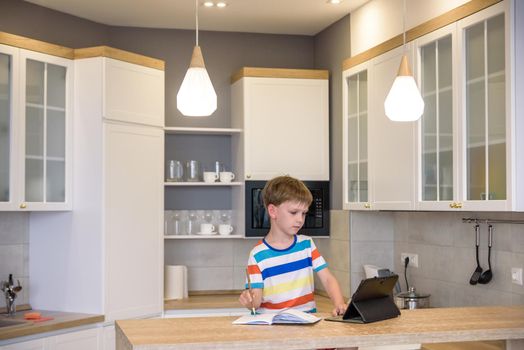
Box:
245, 180, 330, 237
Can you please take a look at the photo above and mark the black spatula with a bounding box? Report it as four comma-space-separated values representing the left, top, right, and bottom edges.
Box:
469, 224, 483, 285
479, 224, 493, 284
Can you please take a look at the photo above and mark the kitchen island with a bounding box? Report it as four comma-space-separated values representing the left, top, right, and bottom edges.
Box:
115, 306, 524, 350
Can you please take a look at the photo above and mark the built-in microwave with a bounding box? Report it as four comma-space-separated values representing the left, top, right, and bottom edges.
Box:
245, 180, 330, 237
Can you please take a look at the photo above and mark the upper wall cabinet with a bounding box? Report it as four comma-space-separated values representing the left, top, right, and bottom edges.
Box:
343, 45, 416, 211
342, 62, 370, 210
231, 68, 330, 181
0, 44, 72, 211
102, 58, 164, 127
457, 3, 510, 211
415, 24, 458, 211
416, 1, 519, 211
345, 0, 524, 212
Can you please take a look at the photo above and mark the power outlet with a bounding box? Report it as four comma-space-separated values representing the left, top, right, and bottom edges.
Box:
401, 253, 419, 268
511, 267, 523, 285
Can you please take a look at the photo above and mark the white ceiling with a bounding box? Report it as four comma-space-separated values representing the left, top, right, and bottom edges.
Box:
24, 0, 369, 36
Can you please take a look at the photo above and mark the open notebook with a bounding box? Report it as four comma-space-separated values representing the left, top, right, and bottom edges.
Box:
232, 308, 321, 325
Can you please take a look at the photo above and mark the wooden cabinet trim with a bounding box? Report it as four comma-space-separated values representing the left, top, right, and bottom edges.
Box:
0, 32, 164, 70
342, 0, 502, 71
231, 67, 329, 84
0, 31, 74, 59
74, 46, 165, 70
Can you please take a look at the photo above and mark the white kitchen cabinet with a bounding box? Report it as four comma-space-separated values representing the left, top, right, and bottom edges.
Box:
342, 61, 372, 210
0, 338, 47, 350
457, 2, 511, 211
0, 328, 102, 350
0, 44, 18, 211
416, 1, 522, 211
369, 45, 417, 210
343, 45, 416, 211
231, 68, 329, 181
51, 328, 101, 350
415, 24, 459, 211
344, 0, 524, 212
0, 45, 72, 211
29, 53, 164, 321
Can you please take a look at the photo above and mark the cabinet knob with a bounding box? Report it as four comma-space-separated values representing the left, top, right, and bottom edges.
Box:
19, 203, 27, 209
364, 203, 371, 209
246, 174, 251, 179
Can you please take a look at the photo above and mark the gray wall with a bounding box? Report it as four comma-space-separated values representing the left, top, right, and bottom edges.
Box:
351, 211, 524, 307
314, 15, 351, 210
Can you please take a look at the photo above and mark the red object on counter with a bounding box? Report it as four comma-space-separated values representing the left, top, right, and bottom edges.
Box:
24, 312, 54, 322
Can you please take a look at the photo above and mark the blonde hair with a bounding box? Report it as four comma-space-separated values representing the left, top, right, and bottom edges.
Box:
262, 176, 313, 209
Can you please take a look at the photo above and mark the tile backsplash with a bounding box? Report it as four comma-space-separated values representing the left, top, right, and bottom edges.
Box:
350, 211, 524, 307
0, 212, 30, 309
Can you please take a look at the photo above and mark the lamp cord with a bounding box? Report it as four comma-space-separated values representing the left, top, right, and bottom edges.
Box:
402, 0, 406, 52
195, 0, 199, 46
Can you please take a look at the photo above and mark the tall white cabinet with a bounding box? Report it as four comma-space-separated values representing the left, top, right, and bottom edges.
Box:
29, 51, 164, 321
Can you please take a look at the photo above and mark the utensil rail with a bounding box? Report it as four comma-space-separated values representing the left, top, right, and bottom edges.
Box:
462, 217, 524, 225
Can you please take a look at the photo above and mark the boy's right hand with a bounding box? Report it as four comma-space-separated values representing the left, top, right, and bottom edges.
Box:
238, 289, 254, 309
239, 288, 262, 310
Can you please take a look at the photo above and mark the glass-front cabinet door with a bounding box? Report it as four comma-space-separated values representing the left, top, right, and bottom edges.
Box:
416, 25, 457, 210
0, 45, 19, 210
343, 62, 371, 210
19, 50, 72, 210
459, 4, 508, 211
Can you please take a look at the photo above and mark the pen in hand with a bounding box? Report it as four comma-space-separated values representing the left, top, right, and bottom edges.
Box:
245, 269, 257, 315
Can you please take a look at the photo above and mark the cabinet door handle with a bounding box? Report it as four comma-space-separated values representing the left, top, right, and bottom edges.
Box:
455, 202, 463, 209
246, 174, 251, 179
19, 203, 27, 209
364, 203, 371, 209
449, 202, 456, 208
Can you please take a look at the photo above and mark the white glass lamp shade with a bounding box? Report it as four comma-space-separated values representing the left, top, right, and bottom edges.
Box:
384, 55, 424, 122
177, 46, 217, 117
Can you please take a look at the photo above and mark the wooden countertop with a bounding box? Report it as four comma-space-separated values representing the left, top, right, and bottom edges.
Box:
116, 306, 524, 350
0, 309, 104, 341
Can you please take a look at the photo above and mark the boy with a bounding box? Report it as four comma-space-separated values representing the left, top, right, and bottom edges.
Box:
239, 175, 347, 316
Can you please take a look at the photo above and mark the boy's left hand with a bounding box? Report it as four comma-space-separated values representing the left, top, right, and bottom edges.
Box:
332, 303, 347, 317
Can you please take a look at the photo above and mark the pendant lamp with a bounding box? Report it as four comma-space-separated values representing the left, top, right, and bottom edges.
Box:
177, 0, 217, 117
384, 0, 424, 122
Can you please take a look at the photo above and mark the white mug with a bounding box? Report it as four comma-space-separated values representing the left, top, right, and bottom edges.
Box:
203, 171, 218, 183
200, 223, 215, 234
218, 224, 233, 236
219, 171, 235, 183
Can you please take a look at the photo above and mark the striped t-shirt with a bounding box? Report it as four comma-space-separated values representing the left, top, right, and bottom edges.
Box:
246, 234, 328, 313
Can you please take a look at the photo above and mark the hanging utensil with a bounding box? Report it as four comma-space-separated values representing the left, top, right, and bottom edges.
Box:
479, 224, 493, 284
469, 224, 483, 285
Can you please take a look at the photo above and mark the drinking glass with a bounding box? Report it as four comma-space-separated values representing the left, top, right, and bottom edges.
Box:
187, 210, 199, 235
185, 160, 200, 182
167, 160, 184, 182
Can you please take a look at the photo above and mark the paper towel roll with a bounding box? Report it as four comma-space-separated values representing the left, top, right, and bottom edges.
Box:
164, 265, 188, 300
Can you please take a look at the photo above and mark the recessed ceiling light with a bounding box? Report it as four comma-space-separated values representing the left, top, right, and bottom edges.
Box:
203, 1, 214, 7
327, 0, 342, 4
216, 2, 227, 8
